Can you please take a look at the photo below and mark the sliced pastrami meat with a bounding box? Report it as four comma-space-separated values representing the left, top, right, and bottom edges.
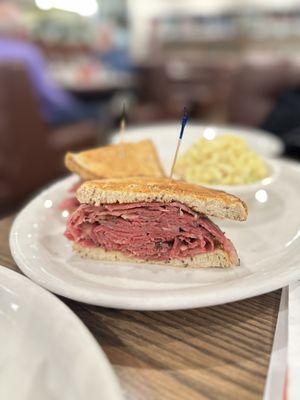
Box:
65, 202, 238, 263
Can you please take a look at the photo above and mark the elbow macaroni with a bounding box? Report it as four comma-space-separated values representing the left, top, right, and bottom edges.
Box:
174, 135, 268, 185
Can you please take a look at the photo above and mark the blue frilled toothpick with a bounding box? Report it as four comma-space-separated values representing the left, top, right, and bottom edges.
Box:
169, 107, 188, 178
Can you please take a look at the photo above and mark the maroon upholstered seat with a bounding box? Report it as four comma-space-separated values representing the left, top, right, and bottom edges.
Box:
0, 63, 97, 211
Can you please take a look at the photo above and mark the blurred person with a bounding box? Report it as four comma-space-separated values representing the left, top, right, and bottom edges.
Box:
0, 2, 99, 126
227, 55, 300, 157
261, 85, 300, 158
94, 19, 133, 73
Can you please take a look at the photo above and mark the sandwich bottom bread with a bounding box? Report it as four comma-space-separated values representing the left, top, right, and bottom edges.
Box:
64, 177, 248, 268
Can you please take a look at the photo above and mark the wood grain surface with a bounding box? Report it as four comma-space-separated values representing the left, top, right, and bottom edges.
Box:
0, 215, 280, 400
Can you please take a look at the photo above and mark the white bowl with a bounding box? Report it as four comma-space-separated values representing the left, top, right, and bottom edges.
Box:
200, 158, 281, 199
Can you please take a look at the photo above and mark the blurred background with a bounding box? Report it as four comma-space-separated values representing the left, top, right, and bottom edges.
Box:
2, 0, 300, 214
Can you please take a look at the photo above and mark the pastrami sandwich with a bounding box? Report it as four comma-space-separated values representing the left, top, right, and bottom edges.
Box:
65, 139, 164, 180
65, 177, 247, 268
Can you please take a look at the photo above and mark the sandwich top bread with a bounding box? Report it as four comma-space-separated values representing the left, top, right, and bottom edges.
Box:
65, 177, 248, 268
65, 140, 165, 180
76, 177, 247, 221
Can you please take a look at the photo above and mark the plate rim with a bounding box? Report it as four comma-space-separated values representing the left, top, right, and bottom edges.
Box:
9, 159, 300, 311
110, 122, 284, 157
0, 265, 124, 399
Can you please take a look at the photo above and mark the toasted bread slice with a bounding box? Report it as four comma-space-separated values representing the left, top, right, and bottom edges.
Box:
73, 243, 237, 268
65, 140, 164, 180
76, 177, 248, 221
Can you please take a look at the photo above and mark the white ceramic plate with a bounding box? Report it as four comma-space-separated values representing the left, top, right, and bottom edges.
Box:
0, 266, 123, 400
9, 160, 300, 311
110, 123, 284, 169
111, 123, 283, 200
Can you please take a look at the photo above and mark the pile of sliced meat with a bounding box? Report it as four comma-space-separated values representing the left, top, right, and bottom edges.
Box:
65, 201, 237, 262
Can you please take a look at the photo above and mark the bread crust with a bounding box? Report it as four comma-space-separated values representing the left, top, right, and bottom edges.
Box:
76, 177, 248, 221
65, 140, 165, 180
73, 243, 238, 268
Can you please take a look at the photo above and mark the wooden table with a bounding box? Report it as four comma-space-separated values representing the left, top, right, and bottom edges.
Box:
0, 215, 280, 400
